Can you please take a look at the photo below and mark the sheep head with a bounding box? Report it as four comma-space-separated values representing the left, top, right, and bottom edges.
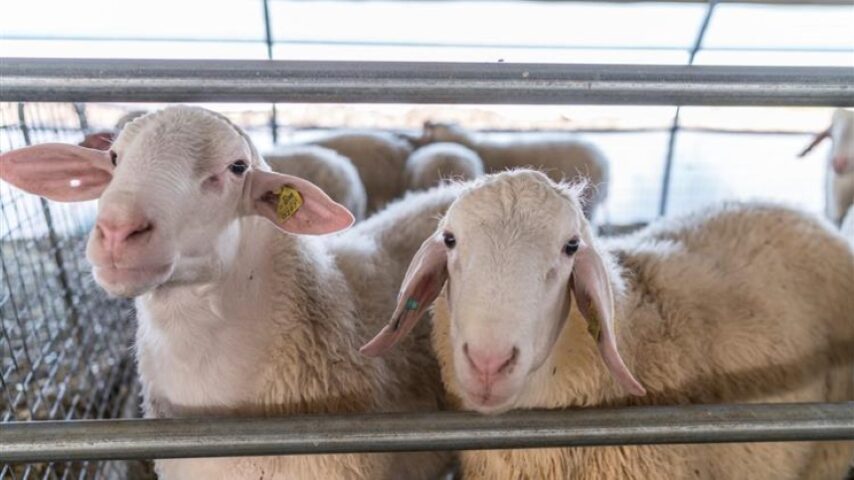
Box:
362, 169, 644, 413
0, 105, 353, 297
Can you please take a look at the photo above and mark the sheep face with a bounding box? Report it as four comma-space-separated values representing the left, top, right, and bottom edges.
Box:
86, 107, 263, 296
361, 170, 645, 413
439, 172, 582, 411
0, 106, 354, 298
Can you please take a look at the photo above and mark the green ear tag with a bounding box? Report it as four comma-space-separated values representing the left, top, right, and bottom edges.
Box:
586, 311, 602, 342
275, 186, 303, 222
404, 298, 419, 311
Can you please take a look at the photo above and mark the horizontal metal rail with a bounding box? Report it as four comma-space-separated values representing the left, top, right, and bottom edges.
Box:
1, 402, 852, 463
1, 58, 852, 106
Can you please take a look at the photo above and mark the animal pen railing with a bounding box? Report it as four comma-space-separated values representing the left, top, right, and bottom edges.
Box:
1, 58, 853, 478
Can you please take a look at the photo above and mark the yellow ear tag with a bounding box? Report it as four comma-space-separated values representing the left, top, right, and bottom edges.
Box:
585, 308, 602, 342
587, 315, 602, 342
275, 186, 303, 222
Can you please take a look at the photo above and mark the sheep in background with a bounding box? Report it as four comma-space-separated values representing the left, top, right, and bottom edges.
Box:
416, 121, 610, 219
799, 108, 854, 225
78, 109, 148, 150
264, 145, 367, 221
0, 105, 462, 480
311, 130, 413, 214
406, 142, 484, 191
363, 170, 854, 480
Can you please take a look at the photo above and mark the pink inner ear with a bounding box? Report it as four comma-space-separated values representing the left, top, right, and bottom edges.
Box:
0, 143, 113, 202
249, 169, 354, 235
360, 234, 448, 356
78, 131, 116, 151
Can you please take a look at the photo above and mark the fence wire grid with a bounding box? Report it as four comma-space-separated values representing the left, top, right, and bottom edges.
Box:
0, 103, 150, 480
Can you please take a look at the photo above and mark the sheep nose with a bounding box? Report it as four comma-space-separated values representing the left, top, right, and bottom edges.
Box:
463, 343, 519, 378
96, 214, 154, 253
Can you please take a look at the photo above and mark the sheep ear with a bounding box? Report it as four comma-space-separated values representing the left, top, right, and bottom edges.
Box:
361, 233, 448, 356
797, 127, 830, 157
79, 131, 116, 151
248, 169, 354, 235
571, 243, 646, 396
0, 143, 113, 202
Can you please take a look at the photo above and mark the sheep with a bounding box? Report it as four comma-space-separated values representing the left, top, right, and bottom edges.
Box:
264, 145, 368, 221
405, 142, 485, 191
78, 109, 148, 150
798, 108, 854, 225
362, 170, 854, 480
311, 130, 413, 214
0, 105, 463, 480
416, 122, 610, 219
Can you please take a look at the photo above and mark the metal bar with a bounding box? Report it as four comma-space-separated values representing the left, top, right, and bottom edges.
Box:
6, 36, 853, 54
659, 0, 718, 216
262, 0, 280, 145
2, 58, 852, 106
1, 403, 852, 463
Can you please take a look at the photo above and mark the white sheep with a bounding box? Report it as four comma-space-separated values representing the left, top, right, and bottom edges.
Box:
417, 122, 610, 219
264, 145, 368, 221
311, 130, 413, 214
0, 105, 462, 480
799, 108, 854, 225
78, 109, 148, 150
363, 170, 854, 480
405, 142, 485, 191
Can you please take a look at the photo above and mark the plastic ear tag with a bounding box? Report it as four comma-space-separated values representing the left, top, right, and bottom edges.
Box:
275, 186, 303, 222
586, 311, 602, 342
404, 298, 419, 311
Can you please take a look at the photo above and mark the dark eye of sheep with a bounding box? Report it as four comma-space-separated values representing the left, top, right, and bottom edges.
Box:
443, 232, 456, 249
228, 160, 249, 175
109, 150, 118, 167
563, 237, 580, 256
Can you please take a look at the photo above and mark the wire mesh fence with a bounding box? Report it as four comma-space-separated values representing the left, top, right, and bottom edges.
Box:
0, 103, 151, 479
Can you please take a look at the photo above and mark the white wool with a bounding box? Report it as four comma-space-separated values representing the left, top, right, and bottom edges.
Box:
311, 130, 413, 214
418, 122, 610, 219
406, 142, 485, 191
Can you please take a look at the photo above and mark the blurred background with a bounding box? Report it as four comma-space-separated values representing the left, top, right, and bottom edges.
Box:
3, 0, 853, 225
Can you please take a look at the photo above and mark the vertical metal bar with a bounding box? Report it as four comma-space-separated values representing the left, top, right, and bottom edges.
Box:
72, 103, 89, 131
262, 0, 279, 145
658, 0, 717, 216
16, 103, 80, 330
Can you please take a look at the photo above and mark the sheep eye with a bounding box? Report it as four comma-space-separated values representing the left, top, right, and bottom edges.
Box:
109, 150, 118, 167
228, 160, 248, 175
443, 232, 456, 249
563, 237, 580, 256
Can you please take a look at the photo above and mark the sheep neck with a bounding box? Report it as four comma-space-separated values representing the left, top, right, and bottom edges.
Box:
133, 217, 365, 417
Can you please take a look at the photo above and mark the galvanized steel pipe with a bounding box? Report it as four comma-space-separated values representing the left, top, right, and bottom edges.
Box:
1, 58, 852, 106
1, 402, 852, 462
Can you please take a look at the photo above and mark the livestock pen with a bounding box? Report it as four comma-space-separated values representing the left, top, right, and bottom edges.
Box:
1, 0, 853, 478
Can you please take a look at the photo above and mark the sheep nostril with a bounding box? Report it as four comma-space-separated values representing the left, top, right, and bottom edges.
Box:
498, 347, 519, 374
130, 222, 154, 239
